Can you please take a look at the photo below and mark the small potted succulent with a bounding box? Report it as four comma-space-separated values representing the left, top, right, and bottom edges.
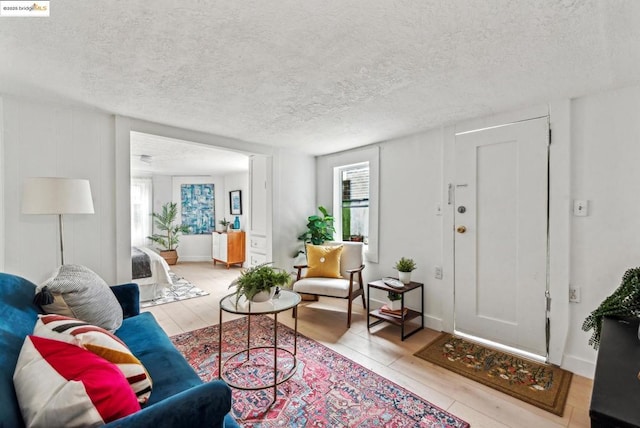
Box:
219, 218, 231, 232
394, 257, 417, 284
387, 291, 402, 311
229, 263, 292, 304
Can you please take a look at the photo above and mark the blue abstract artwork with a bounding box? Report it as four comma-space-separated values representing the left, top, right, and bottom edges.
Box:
181, 184, 215, 234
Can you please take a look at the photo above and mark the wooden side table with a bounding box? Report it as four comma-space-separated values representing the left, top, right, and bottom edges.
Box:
367, 279, 424, 340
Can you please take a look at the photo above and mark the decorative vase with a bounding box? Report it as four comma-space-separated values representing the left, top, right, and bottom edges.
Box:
250, 288, 276, 302
233, 216, 240, 230
388, 299, 402, 311
398, 271, 412, 284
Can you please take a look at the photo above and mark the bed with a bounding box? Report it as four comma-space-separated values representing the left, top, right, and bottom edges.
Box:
132, 246, 174, 301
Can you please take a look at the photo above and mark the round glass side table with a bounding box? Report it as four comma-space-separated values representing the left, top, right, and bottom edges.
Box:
218, 289, 301, 405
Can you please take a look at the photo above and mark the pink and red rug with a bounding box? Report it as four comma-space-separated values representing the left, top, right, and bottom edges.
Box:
171, 315, 469, 427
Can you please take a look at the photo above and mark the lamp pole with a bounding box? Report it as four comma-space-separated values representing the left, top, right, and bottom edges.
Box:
58, 214, 65, 265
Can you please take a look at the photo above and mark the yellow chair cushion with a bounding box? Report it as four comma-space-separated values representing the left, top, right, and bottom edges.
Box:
305, 244, 343, 278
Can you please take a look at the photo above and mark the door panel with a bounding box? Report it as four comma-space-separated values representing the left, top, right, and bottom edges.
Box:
454, 118, 549, 356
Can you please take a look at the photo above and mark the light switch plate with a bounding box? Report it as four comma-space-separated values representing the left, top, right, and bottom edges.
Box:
569, 286, 581, 303
573, 200, 588, 216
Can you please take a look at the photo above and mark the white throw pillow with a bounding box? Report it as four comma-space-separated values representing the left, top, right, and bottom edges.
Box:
34, 314, 152, 404
13, 335, 140, 427
36, 265, 123, 332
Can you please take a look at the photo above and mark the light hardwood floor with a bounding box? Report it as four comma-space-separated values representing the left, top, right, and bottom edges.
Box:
143, 262, 592, 428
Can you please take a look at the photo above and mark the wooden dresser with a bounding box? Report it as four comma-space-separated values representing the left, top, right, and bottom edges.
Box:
212, 231, 245, 269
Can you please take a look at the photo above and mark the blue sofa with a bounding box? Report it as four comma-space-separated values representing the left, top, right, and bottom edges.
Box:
0, 273, 240, 428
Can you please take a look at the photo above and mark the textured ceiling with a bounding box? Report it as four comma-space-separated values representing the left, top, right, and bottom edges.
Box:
130, 132, 249, 177
1, 1, 639, 155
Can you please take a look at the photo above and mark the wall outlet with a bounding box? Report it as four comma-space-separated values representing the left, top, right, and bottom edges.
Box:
434, 265, 443, 280
569, 286, 581, 303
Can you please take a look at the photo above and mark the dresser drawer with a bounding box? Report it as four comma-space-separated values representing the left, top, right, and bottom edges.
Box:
250, 236, 267, 253
250, 253, 267, 266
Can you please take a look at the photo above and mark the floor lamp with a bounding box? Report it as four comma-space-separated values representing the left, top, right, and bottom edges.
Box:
22, 177, 95, 265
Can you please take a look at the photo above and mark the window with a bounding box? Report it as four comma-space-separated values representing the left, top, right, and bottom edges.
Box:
131, 177, 152, 247
339, 163, 369, 244
317, 145, 378, 263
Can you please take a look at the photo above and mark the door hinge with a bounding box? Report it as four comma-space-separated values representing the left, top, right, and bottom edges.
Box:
548, 128, 552, 146
545, 290, 551, 312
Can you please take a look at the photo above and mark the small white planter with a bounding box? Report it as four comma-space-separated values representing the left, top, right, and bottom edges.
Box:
250, 288, 276, 302
398, 271, 412, 284
388, 299, 402, 311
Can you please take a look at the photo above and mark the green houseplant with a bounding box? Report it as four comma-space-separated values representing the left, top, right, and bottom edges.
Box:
147, 202, 190, 265
582, 267, 640, 349
297, 206, 335, 245
387, 291, 402, 311
219, 218, 231, 232
394, 257, 417, 284
229, 263, 292, 304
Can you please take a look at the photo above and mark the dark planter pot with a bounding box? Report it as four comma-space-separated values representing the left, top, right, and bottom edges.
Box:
160, 249, 178, 265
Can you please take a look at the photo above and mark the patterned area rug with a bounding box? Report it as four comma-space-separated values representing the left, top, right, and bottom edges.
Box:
171, 316, 470, 427
140, 273, 209, 308
414, 333, 572, 416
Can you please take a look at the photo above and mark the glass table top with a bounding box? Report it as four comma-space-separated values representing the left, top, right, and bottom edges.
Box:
220, 289, 301, 315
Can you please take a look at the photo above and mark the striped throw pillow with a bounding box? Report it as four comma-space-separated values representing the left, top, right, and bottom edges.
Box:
36, 264, 123, 332
13, 335, 140, 427
34, 314, 152, 404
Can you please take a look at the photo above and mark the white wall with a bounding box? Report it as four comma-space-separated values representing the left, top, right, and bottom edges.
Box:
1, 95, 117, 283
315, 84, 640, 377
316, 131, 445, 328
272, 149, 316, 271
563, 85, 640, 376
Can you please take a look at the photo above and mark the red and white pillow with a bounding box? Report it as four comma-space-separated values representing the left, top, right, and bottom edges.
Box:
13, 335, 140, 427
34, 314, 152, 404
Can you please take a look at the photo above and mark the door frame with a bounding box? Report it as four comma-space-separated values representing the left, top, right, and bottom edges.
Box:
440, 102, 571, 366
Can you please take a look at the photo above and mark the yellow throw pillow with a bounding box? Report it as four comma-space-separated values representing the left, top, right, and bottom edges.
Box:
305, 244, 343, 278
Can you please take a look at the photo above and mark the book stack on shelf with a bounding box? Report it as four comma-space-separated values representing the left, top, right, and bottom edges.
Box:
379, 304, 408, 318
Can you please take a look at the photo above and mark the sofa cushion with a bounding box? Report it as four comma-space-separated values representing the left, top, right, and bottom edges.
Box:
0, 273, 41, 428
293, 277, 353, 298
13, 335, 140, 427
305, 244, 343, 278
34, 314, 152, 404
115, 312, 202, 406
37, 265, 123, 332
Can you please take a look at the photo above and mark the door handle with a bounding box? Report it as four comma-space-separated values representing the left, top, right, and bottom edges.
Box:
456, 225, 467, 234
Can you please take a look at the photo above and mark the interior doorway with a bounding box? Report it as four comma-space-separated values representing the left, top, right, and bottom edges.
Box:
453, 117, 550, 358
129, 131, 250, 263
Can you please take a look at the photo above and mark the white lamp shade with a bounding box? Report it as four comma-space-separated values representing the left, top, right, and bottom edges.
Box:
22, 177, 95, 214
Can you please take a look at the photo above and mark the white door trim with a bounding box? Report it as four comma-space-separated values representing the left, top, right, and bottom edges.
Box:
440, 101, 570, 366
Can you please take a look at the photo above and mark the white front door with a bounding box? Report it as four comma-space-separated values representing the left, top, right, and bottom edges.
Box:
454, 117, 549, 356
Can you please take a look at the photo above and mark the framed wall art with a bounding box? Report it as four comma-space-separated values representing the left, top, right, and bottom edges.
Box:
181, 183, 215, 234
229, 190, 242, 215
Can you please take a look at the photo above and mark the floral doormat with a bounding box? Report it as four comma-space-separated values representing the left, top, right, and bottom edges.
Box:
414, 334, 572, 416
171, 316, 470, 427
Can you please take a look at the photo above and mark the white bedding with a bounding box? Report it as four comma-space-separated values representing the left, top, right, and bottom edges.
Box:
134, 247, 174, 301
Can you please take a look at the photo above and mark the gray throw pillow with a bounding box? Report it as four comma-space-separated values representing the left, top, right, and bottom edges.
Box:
36, 265, 123, 332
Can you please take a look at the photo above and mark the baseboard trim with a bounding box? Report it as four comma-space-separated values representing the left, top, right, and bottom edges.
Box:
562, 354, 595, 379
177, 256, 213, 263
424, 315, 443, 332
